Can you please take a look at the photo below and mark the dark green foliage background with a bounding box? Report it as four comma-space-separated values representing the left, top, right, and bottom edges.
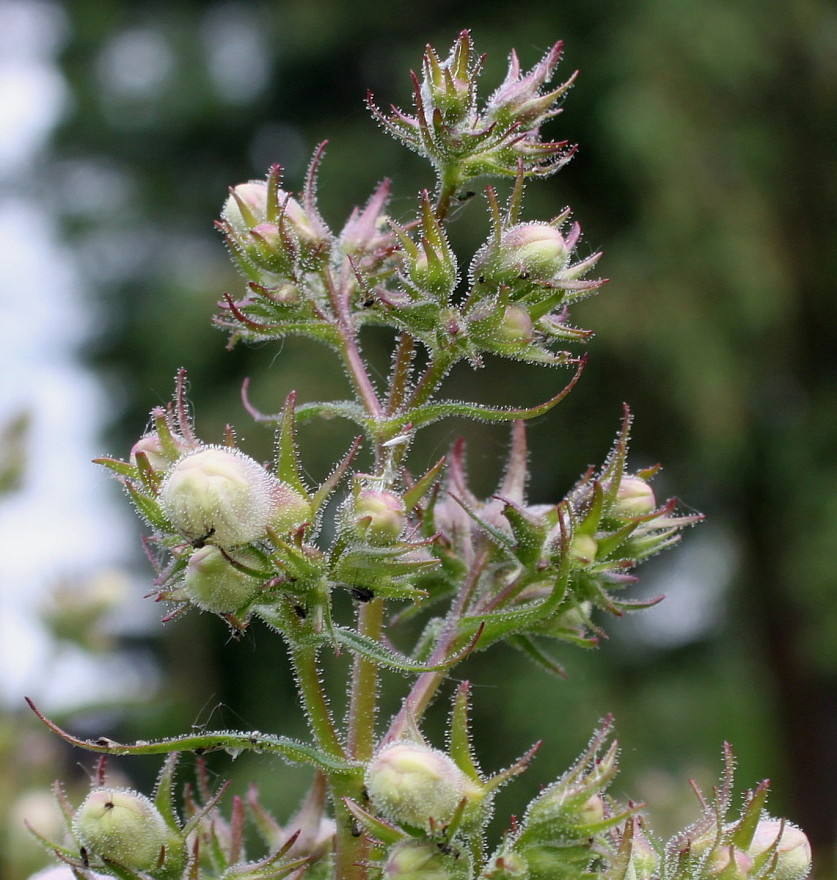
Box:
30, 0, 837, 873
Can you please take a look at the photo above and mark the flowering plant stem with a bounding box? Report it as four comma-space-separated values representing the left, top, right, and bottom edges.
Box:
26, 30, 812, 880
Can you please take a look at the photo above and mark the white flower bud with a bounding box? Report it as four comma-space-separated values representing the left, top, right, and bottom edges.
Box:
184, 546, 263, 613
159, 446, 309, 548
366, 742, 476, 830
72, 788, 169, 872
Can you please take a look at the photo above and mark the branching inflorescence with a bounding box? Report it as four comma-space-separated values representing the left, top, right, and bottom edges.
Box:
28, 32, 810, 880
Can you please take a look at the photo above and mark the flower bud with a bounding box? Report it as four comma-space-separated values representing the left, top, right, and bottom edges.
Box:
384, 839, 466, 880
366, 742, 476, 830
72, 788, 169, 872
184, 546, 264, 613
497, 306, 533, 345
349, 490, 406, 545
159, 446, 309, 548
747, 820, 811, 880
612, 477, 656, 518
130, 432, 190, 472
706, 847, 753, 880
570, 533, 597, 564
473, 223, 569, 291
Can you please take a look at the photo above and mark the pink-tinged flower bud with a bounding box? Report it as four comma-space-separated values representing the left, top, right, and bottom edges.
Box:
130, 432, 190, 472
366, 742, 476, 830
747, 820, 811, 880
384, 839, 466, 880
613, 477, 656, 518
223, 181, 319, 246
183, 546, 264, 613
707, 847, 753, 880
72, 789, 169, 872
497, 306, 533, 345
474, 223, 569, 292
159, 446, 309, 548
498, 224, 569, 276
350, 490, 406, 545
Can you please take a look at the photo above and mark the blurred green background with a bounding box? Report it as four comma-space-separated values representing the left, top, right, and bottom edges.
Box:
2, 0, 837, 877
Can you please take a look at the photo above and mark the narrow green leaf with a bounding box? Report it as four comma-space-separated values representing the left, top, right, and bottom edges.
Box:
274, 391, 307, 496
382, 357, 585, 432
449, 682, 481, 783
402, 456, 446, 511
93, 456, 135, 477
331, 625, 480, 673
25, 698, 359, 775
509, 634, 567, 678
125, 484, 169, 530
342, 798, 410, 846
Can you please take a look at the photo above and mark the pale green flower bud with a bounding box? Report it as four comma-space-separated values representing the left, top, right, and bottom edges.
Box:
72, 788, 169, 872
747, 820, 811, 880
159, 446, 309, 548
570, 533, 597, 564
366, 742, 476, 830
183, 546, 264, 613
613, 477, 656, 518
384, 840, 466, 880
498, 224, 569, 276
350, 490, 406, 545
497, 306, 533, 345
473, 223, 569, 292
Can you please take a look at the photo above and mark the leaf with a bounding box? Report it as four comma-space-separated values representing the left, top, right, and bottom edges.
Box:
448, 682, 482, 783
274, 391, 308, 496
402, 456, 446, 511
331, 624, 482, 673
25, 699, 359, 775
384, 357, 585, 431
342, 798, 410, 846
509, 634, 567, 678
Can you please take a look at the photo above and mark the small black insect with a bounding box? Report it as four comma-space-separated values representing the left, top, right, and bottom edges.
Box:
350, 587, 374, 603
191, 527, 216, 549
293, 604, 307, 619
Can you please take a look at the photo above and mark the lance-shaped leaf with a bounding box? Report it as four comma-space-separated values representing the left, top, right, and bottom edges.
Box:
382, 356, 585, 432
509, 633, 567, 678
448, 681, 482, 784
342, 797, 411, 846
25, 699, 359, 775
330, 623, 482, 672
273, 391, 308, 496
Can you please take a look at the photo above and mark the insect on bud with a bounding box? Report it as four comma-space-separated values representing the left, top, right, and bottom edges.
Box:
183, 546, 264, 613
159, 446, 309, 548
365, 742, 477, 831
72, 789, 169, 872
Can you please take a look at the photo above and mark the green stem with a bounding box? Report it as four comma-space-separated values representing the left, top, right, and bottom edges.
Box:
406, 352, 452, 411
386, 333, 415, 416
289, 642, 345, 760
347, 597, 385, 761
